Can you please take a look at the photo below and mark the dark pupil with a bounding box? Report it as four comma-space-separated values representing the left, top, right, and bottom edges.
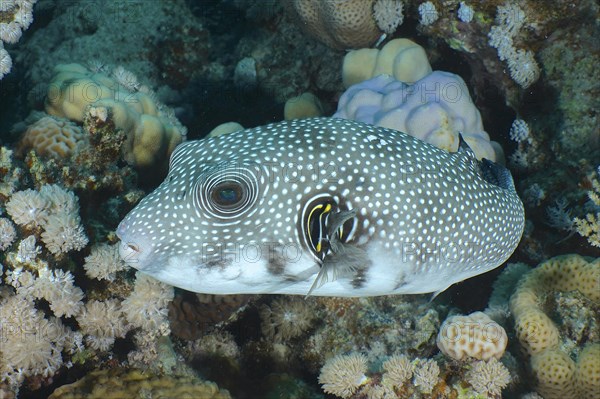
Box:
213, 183, 242, 206
219, 188, 238, 203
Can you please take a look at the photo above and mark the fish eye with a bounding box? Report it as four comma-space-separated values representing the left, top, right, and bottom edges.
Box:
211, 182, 244, 208
194, 162, 261, 220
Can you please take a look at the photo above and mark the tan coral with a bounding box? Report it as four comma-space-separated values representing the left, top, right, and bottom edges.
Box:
18, 116, 86, 159
282, 0, 382, 50
437, 311, 508, 361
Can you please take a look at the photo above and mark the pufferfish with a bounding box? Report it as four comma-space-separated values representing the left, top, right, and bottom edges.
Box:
117, 118, 524, 297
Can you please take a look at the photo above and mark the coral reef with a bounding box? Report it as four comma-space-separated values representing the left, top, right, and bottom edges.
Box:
6, 184, 88, 254
465, 358, 511, 397
0, 0, 597, 398
283, 92, 324, 120
260, 297, 316, 342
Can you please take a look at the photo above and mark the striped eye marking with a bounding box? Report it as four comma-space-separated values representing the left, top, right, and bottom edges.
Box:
303, 196, 354, 261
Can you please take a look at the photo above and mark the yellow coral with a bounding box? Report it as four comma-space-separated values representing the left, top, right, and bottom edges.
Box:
44, 63, 185, 169
575, 344, 600, 399
514, 308, 559, 355
48, 368, 231, 399
342, 38, 432, 87
531, 349, 576, 399
284, 92, 324, 120
509, 254, 600, 399
574, 174, 600, 247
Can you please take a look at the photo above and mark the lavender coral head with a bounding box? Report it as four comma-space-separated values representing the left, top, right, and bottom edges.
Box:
117, 118, 524, 296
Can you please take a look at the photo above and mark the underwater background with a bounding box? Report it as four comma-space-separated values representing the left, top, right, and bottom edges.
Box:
0, 0, 599, 398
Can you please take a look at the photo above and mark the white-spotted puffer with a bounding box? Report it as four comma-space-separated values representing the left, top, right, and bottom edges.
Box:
117, 118, 524, 296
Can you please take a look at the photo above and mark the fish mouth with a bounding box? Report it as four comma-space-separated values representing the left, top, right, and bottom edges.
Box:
116, 222, 154, 270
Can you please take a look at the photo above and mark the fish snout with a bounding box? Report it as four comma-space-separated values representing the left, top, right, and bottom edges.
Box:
116, 221, 154, 269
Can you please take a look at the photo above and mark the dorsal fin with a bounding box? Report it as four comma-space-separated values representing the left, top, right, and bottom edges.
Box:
479, 158, 517, 191
457, 133, 476, 159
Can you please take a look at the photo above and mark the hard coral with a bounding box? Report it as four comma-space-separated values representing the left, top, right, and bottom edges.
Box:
334, 71, 501, 161
18, 116, 86, 159
437, 311, 508, 361
342, 38, 432, 88
509, 254, 600, 399
282, 0, 382, 50
44, 63, 186, 169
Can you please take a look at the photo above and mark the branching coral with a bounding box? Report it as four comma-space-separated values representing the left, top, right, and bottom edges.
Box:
0, 293, 75, 389
5, 184, 88, 255
488, 2, 540, 88
83, 243, 127, 281
121, 272, 174, 332
412, 358, 440, 394
318, 353, 369, 398
574, 172, 600, 247
0, 0, 36, 79
78, 299, 130, 351
465, 358, 512, 396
